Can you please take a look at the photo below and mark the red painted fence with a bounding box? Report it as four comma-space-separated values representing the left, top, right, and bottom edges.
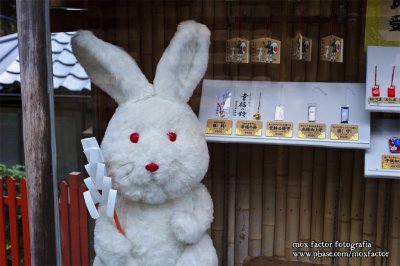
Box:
0, 172, 90, 266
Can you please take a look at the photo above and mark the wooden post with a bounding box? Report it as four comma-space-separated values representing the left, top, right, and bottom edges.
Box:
15, 0, 59, 265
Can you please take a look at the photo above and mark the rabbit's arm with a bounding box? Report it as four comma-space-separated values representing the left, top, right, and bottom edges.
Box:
171, 184, 213, 244
94, 214, 135, 266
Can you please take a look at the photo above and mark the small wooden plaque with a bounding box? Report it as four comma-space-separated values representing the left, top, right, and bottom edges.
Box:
320, 35, 343, 63
206, 119, 232, 135
266, 122, 293, 138
382, 97, 400, 104
235, 121, 262, 136
330, 124, 358, 141
368, 97, 383, 104
298, 123, 326, 139
292, 33, 312, 61
226, 38, 250, 63
382, 155, 400, 170
251, 37, 281, 64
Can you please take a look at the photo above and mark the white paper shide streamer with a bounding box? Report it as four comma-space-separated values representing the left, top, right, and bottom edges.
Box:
81, 137, 117, 219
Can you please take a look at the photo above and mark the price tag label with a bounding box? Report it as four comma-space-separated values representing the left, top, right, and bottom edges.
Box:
206, 119, 232, 135
382, 97, 400, 104
266, 122, 293, 138
235, 121, 262, 136
382, 155, 400, 170
330, 124, 358, 141
368, 97, 383, 104
298, 123, 326, 139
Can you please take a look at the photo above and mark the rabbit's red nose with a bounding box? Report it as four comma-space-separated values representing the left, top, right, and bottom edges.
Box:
145, 163, 159, 173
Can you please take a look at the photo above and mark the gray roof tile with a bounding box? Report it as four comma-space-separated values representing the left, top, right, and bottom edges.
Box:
0, 32, 90, 91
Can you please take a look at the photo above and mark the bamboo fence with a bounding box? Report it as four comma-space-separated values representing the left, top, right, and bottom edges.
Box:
361, 178, 379, 266
85, 1, 400, 266
235, 144, 251, 266
310, 148, 327, 265
336, 150, 354, 266
212, 143, 226, 264
349, 150, 365, 266
388, 180, 400, 266
273, 147, 289, 259
323, 149, 340, 265
261, 145, 277, 258
285, 147, 302, 262
249, 145, 263, 257
299, 147, 313, 263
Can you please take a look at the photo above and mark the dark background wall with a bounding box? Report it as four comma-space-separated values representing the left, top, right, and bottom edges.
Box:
49, 0, 400, 265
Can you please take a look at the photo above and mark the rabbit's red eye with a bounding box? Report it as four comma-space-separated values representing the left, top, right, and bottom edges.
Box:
168, 132, 177, 142
130, 132, 139, 143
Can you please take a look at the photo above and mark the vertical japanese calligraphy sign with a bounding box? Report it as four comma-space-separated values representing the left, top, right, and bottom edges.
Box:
365, 0, 400, 47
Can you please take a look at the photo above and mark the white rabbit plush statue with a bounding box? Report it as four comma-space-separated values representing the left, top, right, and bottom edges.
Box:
72, 21, 218, 266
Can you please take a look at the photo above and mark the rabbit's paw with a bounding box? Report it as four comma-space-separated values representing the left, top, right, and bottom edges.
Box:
94, 216, 134, 265
171, 211, 203, 244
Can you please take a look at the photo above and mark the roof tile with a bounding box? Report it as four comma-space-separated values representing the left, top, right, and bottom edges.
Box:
0, 32, 90, 92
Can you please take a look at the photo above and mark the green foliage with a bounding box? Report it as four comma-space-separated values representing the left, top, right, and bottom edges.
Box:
0, 164, 25, 265
0, 164, 25, 181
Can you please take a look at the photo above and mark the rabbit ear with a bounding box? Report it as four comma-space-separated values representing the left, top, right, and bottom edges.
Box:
153, 21, 210, 103
72, 31, 154, 104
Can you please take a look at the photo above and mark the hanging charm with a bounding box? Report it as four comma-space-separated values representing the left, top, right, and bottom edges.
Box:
372, 65, 380, 97
389, 137, 400, 153
215, 91, 232, 118
320, 35, 344, 63
308, 104, 317, 122
251, 37, 281, 64
388, 66, 396, 98
253, 92, 262, 120
226, 38, 250, 63
275, 105, 285, 121
292, 33, 312, 61
340, 105, 349, 123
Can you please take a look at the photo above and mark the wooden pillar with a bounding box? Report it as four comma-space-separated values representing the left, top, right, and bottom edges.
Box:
15, 0, 58, 265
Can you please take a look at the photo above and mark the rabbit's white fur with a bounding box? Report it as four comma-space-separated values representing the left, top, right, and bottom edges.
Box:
72, 21, 217, 266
